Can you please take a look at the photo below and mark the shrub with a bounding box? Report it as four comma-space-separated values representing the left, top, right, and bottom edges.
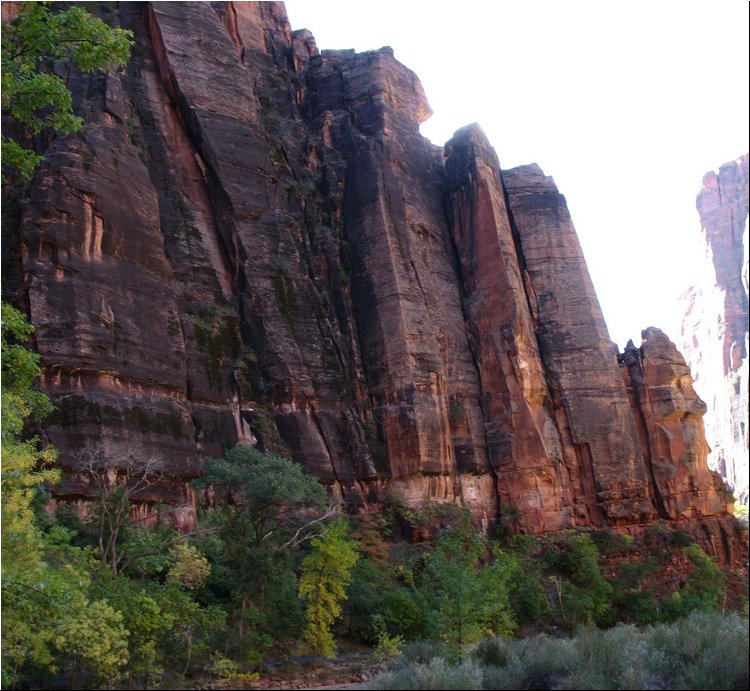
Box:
372, 611, 749, 690
375, 630, 406, 662
480, 660, 525, 691
397, 640, 463, 668
372, 657, 483, 690
470, 636, 510, 667
558, 624, 647, 690
206, 651, 238, 681
515, 634, 579, 689
645, 610, 749, 690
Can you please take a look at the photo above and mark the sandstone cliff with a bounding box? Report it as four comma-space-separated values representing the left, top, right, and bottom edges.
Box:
678, 155, 749, 507
4, 2, 744, 562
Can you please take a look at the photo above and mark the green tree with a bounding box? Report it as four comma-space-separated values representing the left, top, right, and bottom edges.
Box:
2, 10, 134, 677
1, 303, 57, 571
680, 543, 725, 610
54, 598, 129, 689
662, 543, 726, 620
419, 523, 516, 644
90, 576, 169, 688
559, 533, 613, 628
0, 304, 68, 686
194, 445, 332, 549
1, 526, 96, 687
299, 519, 359, 660
193, 445, 333, 664
1, 1, 132, 183
156, 582, 226, 680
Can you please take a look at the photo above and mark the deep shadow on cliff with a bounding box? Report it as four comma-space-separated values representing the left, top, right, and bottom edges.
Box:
3, 2, 746, 564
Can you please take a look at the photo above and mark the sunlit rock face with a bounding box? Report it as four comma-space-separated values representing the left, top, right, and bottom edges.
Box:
621, 332, 733, 498
5, 2, 745, 561
679, 155, 749, 506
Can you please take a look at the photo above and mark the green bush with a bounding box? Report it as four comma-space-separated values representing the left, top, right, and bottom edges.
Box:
372, 610, 749, 690
372, 657, 483, 690
506, 555, 553, 630
206, 651, 239, 681
376, 630, 406, 662
645, 610, 749, 690
617, 589, 660, 625
397, 640, 463, 667
514, 634, 579, 689
559, 533, 613, 628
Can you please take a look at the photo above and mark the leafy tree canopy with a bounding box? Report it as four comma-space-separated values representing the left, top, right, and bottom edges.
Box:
421, 522, 517, 644
1, 303, 58, 574
1, 1, 133, 182
194, 444, 330, 549
299, 519, 359, 660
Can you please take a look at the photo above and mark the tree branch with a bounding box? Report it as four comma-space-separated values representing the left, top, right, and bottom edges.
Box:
278, 503, 341, 551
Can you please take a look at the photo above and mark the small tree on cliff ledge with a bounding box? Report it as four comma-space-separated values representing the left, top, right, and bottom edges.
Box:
1, 1, 132, 183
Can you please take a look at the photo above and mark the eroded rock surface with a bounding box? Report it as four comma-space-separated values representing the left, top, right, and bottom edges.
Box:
678, 155, 749, 506
5, 2, 744, 559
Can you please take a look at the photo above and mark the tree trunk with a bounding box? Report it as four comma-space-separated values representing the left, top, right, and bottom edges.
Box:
181, 632, 193, 680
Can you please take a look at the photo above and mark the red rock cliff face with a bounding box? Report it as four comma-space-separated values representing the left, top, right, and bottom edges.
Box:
678, 155, 749, 506
6, 2, 744, 559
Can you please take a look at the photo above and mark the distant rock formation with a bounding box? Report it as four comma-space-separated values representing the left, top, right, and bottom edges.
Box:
3, 2, 745, 563
679, 155, 749, 506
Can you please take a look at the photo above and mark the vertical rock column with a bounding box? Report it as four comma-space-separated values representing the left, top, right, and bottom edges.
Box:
621, 328, 731, 520
444, 125, 574, 532
503, 164, 655, 526
679, 154, 749, 504
20, 59, 200, 510
304, 49, 496, 520
621, 327, 743, 564
147, 1, 377, 497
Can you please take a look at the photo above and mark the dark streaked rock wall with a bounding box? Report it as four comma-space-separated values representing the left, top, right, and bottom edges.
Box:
6, 2, 744, 562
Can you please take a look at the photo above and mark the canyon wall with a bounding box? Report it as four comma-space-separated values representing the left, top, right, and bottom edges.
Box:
4, 2, 745, 561
678, 155, 749, 506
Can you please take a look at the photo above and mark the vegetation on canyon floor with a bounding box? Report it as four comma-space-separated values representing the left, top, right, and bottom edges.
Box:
3, 303, 749, 689
371, 609, 749, 690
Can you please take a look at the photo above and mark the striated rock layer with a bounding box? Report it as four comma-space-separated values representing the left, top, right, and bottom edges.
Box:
4, 2, 745, 562
679, 155, 749, 506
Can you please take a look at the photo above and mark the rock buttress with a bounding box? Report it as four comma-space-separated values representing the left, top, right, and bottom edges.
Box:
303, 49, 497, 524
621, 328, 745, 565
678, 155, 749, 505
444, 125, 575, 532
501, 164, 657, 527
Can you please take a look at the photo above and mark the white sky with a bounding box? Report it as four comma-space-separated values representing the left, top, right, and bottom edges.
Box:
284, 0, 750, 350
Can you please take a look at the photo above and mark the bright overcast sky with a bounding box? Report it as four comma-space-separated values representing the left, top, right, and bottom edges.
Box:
284, 0, 750, 350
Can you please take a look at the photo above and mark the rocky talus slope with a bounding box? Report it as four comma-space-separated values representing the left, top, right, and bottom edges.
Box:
679, 155, 749, 506
4, 2, 745, 562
